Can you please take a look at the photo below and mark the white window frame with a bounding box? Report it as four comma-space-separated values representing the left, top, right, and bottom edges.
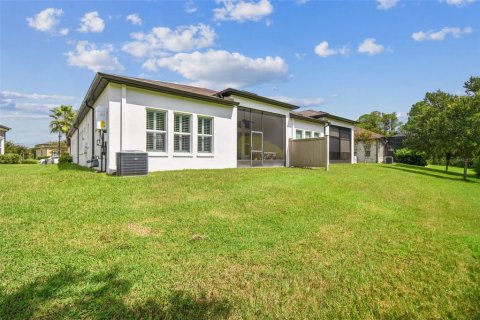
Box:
197, 116, 214, 154
146, 109, 167, 153
174, 112, 192, 153
313, 132, 320, 138
295, 129, 303, 139
305, 131, 312, 138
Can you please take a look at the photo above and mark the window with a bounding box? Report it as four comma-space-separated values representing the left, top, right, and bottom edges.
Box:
313, 132, 320, 138
174, 113, 191, 152
146, 110, 166, 152
295, 129, 303, 139
305, 131, 312, 138
365, 150, 371, 157
198, 117, 213, 153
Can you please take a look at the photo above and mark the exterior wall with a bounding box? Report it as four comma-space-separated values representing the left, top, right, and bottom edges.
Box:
105, 85, 237, 173
290, 119, 325, 139
0, 130, 5, 155
35, 147, 55, 158
355, 140, 385, 163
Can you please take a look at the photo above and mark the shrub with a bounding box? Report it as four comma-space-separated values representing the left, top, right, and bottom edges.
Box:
59, 154, 73, 164
474, 158, 480, 178
0, 153, 21, 164
21, 159, 39, 164
394, 148, 427, 166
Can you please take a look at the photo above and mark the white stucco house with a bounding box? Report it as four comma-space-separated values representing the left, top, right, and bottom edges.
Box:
0, 124, 11, 155
68, 73, 356, 174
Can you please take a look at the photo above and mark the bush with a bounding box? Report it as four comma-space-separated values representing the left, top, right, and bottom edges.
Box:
59, 154, 73, 164
474, 158, 480, 178
0, 153, 21, 164
21, 159, 39, 164
394, 148, 427, 166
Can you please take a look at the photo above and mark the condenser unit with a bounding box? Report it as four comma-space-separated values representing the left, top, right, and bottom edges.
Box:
116, 151, 148, 176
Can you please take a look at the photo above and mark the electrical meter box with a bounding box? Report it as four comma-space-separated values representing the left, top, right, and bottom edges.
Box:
95, 106, 107, 131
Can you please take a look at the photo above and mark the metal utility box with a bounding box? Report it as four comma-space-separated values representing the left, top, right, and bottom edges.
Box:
384, 156, 394, 164
116, 151, 148, 176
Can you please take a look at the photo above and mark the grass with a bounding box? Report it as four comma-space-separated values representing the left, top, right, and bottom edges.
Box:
0, 163, 479, 319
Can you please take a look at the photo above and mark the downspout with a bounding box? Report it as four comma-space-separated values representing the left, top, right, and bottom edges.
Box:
74, 124, 80, 164
324, 122, 330, 171
86, 103, 95, 161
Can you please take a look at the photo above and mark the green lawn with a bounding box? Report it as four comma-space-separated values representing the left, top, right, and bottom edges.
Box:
0, 163, 479, 319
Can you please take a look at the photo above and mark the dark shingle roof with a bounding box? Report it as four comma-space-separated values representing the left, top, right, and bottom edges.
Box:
119, 75, 219, 98
296, 110, 329, 118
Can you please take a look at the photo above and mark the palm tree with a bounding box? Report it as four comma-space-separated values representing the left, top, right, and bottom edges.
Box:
49, 105, 76, 155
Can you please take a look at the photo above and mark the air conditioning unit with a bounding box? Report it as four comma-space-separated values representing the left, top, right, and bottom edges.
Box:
384, 156, 394, 164
116, 151, 148, 176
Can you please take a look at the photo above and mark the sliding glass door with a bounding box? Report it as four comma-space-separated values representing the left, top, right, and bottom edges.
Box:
237, 107, 285, 167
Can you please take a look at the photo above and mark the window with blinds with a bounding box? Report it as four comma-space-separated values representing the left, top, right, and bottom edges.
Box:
305, 131, 312, 138
314, 132, 320, 138
174, 113, 191, 152
198, 117, 213, 153
146, 110, 166, 152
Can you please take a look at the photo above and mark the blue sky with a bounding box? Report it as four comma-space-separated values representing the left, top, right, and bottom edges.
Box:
1, 0, 479, 146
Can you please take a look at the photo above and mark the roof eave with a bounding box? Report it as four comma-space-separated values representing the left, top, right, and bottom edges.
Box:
290, 113, 328, 124
68, 73, 239, 137
218, 88, 300, 110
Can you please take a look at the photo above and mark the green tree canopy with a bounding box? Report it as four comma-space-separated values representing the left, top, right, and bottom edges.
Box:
357, 111, 401, 136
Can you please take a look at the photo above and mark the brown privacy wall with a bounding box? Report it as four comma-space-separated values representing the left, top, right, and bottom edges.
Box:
289, 138, 327, 169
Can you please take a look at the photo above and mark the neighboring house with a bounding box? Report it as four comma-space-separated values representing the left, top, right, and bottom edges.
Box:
0, 124, 11, 155
68, 73, 356, 173
354, 128, 386, 163
35, 142, 65, 158
384, 133, 406, 158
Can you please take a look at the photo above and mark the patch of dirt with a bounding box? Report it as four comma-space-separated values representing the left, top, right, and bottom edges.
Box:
128, 223, 151, 237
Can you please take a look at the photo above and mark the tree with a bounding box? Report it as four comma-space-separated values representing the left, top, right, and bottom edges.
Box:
403, 77, 480, 179
49, 105, 76, 155
357, 111, 401, 136
444, 95, 480, 180
464, 76, 480, 97
5, 141, 33, 159
403, 91, 456, 173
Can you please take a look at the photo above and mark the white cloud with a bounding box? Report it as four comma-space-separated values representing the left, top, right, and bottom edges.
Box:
295, 0, 309, 4
78, 11, 105, 33
294, 53, 306, 60
122, 23, 216, 58
126, 13, 142, 26
314, 41, 349, 58
1, 91, 74, 101
376, 0, 399, 10
185, 1, 198, 13
412, 27, 473, 41
444, 0, 475, 7
144, 50, 288, 89
357, 38, 387, 55
26, 8, 67, 35
65, 41, 124, 73
270, 96, 326, 107
213, 0, 273, 22
14, 103, 58, 113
